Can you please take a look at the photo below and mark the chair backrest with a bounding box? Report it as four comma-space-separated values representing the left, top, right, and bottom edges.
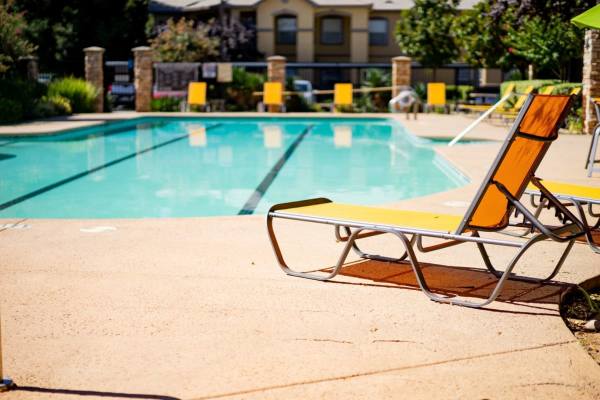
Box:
427, 83, 446, 106
570, 87, 582, 96
540, 86, 555, 95
512, 86, 534, 110
502, 83, 516, 97
187, 82, 207, 106
334, 83, 353, 106
264, 82, 283, 106
457, 94, 573, 233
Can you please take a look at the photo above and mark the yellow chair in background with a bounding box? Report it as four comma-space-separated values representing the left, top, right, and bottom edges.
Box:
495, 85, 534, 119
570, 87, 582, 96
540, 86, 555, 95
426, 83, 447, 113
263, 82, 284, 112
187, 82, 207, 111
334, 83, 353, 111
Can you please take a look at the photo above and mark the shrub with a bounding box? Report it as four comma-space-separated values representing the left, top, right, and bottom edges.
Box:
225, 67, 265, 111
446, 85, 474, 102
48, 77, 98, 113
33, 95, 72, 118
500, 79, 560, 97
0, 78, 46, 123
0, 98, 24, 123
151, 97, 182, 112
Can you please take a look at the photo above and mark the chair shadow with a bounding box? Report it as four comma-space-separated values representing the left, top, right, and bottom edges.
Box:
12, 385, 181, 400
323, 259, 572, 315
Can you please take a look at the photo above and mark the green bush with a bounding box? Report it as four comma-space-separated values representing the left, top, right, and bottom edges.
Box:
551, 82, 582, 96
150, 97, 182, 112
33, 95, 72, 118
0, 78, 46, 123
500, 79, 561, 97
48, 77, 99, 113
447, 85, 474, 102
0, 98, 24, 123
225, 68, 265, 111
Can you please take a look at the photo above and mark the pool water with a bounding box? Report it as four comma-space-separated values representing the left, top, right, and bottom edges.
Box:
0, 117, 468, 218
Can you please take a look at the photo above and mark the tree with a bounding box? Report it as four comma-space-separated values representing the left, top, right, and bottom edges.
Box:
0, 3, 36, 75
396, 0, 459, 80
150, 18, 219, 62
453, 1, 512, 69
507, 14, 583, 81
11, 0, 150, 74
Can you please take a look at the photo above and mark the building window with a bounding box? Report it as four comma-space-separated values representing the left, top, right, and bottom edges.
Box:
368, 18, 388, 46
276, 16, 297, 45
320, 17, 343, 45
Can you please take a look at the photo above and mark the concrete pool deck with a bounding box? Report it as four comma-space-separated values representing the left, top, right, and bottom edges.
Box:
0, 113, 599, 399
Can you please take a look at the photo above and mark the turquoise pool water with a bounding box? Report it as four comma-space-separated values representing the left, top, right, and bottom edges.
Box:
0, 117, 468, 218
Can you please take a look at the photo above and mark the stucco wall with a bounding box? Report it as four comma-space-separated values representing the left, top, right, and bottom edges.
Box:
368, 11, 403, 62
256, 0, 315, 61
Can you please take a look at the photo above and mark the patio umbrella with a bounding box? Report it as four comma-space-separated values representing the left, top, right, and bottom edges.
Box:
572, 4, 600, 29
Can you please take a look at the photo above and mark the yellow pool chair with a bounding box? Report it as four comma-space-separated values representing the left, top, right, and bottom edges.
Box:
458, 83, 516, 114
267, 94, 585, 308
187, 82, 207, 111
540, 86, 555, 95
263, 81, 284, 112
495, 85, 534, 119
425, 82, 448, 113
333, 83, 353, 112
526, 180, 600, 254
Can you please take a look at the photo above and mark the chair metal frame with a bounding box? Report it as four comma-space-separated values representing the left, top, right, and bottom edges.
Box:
266, 94, 586, 308
525, 184, 600, 254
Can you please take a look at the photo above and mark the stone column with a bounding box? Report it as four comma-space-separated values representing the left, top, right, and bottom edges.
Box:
392, 56, 412, 98
19, 56, 39, 81
267, 55, 286, 112
132, 46, 153, 113
84, 46, 105, 113
583, 30, 600, 135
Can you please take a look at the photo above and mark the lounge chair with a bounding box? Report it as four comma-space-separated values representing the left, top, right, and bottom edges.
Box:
187, 82, 207, 111
333, 83, 353, 112
263, 81, 285, 112
525, 180, 600, 254
267, 94, 585, 308
457, 83, 515, 114
495, 85, 534, 119
425, 82, 448, 113
539, 86, 555, 95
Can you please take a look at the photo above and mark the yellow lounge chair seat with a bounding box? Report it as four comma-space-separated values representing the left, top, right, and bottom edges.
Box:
279, 202, 463, 234
527, 181, 600, 203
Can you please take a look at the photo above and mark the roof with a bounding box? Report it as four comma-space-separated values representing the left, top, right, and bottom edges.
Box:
149, 0, 478, 13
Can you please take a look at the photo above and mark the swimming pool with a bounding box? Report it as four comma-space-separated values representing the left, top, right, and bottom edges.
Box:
0, 117, 468, 218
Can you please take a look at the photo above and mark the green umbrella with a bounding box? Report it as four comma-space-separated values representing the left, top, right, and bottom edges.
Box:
572, 4, 600, 29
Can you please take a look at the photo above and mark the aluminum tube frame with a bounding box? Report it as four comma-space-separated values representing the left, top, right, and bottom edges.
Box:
266, 211, 575, 308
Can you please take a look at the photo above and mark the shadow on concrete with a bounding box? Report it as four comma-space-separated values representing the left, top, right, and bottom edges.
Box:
324, 260, 571, 314
12, 386, 181, 400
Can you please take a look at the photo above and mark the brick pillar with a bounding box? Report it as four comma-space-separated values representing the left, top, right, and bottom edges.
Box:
583, 30, 600, 135
267, 55, 286, 113
133, 46, 153, 112
392, 56, 412, 98
84, 47, 104, 113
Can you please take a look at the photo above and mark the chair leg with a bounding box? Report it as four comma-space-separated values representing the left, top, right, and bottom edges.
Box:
573, 200, 600, 254
475, 231, 575, 282
336, 226, 414, 263
267, 215, 366, 281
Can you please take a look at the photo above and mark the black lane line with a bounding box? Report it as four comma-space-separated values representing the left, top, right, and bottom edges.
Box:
0, 123, 222, 212
238, 124, 314, 215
